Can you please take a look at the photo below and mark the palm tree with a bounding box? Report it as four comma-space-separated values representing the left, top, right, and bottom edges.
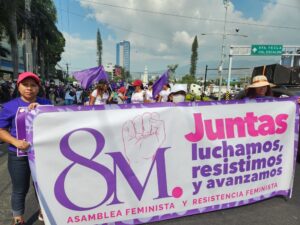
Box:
30, 0, 65, 78
0, 0, 19, 78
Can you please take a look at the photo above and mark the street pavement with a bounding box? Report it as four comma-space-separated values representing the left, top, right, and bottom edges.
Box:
0, 143, 299, 225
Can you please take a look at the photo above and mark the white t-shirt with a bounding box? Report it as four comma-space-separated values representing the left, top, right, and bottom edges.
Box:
131, 91, 145, 104
117, 93, 125, 104
65, 90, 76, 101
145, 89, 155, 102
159, 89, 170, 102
76, 90, 83, 103
91, 89, 109, 105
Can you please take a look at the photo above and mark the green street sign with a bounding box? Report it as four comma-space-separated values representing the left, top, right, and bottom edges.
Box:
251, 44, 283, 56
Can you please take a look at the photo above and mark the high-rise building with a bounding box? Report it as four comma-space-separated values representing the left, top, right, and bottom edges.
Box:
116, 40, 130, 72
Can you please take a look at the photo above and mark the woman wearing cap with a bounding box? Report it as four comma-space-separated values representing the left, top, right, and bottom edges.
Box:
244, 75, 274, 99
89, 80, 112, 105
0, 72, 51, 225
131, 79, 146, 104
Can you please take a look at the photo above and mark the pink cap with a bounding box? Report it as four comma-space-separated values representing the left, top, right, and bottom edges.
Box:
132, 79, 143, 87
118, 86, 126, 93
17, 72, 41, 86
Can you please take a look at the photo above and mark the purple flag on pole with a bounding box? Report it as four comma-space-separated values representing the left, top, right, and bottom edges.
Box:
73, 66, 109, 89
152, 70, 169, 99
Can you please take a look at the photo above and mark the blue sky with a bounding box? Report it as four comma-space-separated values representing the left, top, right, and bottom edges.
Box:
54, 0, 108, 40
231, 0, 266, 19
53, 0, 300, 77
54, 0, 266, 39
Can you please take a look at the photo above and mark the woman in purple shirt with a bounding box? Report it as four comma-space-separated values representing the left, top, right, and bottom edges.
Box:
0, 72, 51, 225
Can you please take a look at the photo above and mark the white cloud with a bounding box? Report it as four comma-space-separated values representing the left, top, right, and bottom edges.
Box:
61, 32, 116, 73
157, 43, 168, 53
60, 32, 96, 72
60, 0, 300, 75
172, 31, 194, 47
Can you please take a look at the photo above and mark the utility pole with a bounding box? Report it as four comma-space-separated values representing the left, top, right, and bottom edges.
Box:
201, 65, 208, 100
66, 63, 70, 79
25, 0, 33, 72
218, 0, 229, 100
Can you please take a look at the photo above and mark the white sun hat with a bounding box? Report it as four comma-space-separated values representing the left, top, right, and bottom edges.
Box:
171, 84, 187, 93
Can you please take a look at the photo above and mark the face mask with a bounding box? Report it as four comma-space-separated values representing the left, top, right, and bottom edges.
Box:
172, 94, 185, 103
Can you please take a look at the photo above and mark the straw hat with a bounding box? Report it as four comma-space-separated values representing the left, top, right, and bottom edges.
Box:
247, 75, 275, 88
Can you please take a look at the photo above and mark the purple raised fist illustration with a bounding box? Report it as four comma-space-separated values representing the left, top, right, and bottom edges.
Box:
122, 112, 166, 164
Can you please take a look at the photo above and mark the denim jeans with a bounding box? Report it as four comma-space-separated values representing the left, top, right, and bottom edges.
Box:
7, 151, 31, 217
64, 99, 74, 105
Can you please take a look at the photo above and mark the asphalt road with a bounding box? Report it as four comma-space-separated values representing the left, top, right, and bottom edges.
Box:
0, 143, 299, 225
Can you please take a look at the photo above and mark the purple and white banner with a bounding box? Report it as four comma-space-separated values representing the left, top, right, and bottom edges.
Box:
17, 98, 299, 225
16, 107, 28, 157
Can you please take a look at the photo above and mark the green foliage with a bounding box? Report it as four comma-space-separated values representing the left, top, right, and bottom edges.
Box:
120, 67, 131, 82
0, 0, 21, 78
96, 29, 102, 66
186, 93, 211, 101
190, 35, 198, 77
112, 66, 131, 82
181, 74, 197, 84
0, 0, 20, 42
0, 0, 65, 77
31, 0, 65, 76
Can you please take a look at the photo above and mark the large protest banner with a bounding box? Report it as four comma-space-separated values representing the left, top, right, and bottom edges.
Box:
16, 98, 299, 225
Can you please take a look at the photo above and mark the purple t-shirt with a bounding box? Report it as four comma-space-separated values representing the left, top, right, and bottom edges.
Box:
0, 97, 51, 152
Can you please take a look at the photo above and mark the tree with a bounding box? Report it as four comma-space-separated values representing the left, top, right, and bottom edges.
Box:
118, 66, 131, 82
190, 35, 198, 78
0, 46, 10, 57
0, 0, 64, 79
96, 28, 102, 66
181, 74, 196, 85
30, 0, 65, 78
0, 0, 20, 78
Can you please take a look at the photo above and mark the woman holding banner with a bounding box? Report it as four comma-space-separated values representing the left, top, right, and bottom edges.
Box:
158, 83, 171, 102
244, 75, 274, 99
0, 72, 51, 225
131, 80, 146, 104
145, 81, 155, 103
89, 80, 112, 105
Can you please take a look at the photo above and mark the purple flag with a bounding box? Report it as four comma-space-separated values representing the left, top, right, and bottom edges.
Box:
73, 66, 109, 89
152, 70, 169, 99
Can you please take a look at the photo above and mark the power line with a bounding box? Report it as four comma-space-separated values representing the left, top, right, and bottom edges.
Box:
67, 0, 70, 32
58, 8, 169, 42
59, 0, 63, 31
77, 0, 300, 31
259, 0, 300, 9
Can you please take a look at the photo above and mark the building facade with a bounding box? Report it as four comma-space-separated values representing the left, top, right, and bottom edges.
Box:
0, 38, 25, 79
104, 63, 114, 74
116, 40, 130, 72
